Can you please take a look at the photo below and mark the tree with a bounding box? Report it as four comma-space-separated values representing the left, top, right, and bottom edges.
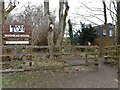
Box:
0, 1, 4, 64
117, 1, 120, 45
79, 22, 97, 45
44, 0, 55, 60
7, 0, 69, 47
56, 0, 69, 46
7, 3, 58, 46
67, 22, 97, 45
72, 30, 80, 45
75, 1, 117, 39
68, 19, 73, 45
102, 0, 108, 37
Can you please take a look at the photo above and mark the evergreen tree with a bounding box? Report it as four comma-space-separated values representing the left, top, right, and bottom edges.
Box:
67, 21, 97, 45
68, 19, 74, 45
79, 22, 97, 45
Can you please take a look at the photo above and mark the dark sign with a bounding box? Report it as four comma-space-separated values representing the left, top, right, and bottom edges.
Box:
3, 22, 32, 45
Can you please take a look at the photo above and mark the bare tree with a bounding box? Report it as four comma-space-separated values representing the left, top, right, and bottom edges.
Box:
57, 0, 69, 46
75, 2, 104, 25
56, 1, 64, 46
44, 0, 55, 59
44, 0, 54, 46
117, 1, 120, 44
102, 0, 109, 37
6, 0, 69, 48
75, 0, 117, 35
0, 1, 4, 65
7, 3, 55, 46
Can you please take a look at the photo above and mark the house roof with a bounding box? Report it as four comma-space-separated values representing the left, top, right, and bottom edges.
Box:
93, 23, 115, 31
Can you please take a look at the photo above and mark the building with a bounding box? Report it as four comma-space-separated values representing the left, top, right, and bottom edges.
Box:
93, 23, 115, 38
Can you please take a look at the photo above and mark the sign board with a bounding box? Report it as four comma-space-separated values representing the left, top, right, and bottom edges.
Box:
5, 41, 29, 44
3, 34, 30, 38
3, 22, 32, 45
9, 25, 25, 33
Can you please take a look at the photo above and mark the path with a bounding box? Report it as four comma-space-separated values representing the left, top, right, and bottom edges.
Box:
2, 60, 118, 88
63, 64, 118, 88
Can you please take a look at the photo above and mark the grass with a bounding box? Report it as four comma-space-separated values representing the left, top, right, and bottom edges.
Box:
2, 64, 97, 88
2, 70, 76, 88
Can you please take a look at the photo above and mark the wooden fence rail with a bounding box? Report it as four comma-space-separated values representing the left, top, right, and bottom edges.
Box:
1, 45, 99, 72
103, 45, 120, 67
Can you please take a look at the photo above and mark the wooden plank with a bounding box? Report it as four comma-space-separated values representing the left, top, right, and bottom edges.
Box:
0, 69, 24, 73
1, 52, 98, 57
1, 45, 99, 49
0, 60, 33, 64
1, 62, 99, 73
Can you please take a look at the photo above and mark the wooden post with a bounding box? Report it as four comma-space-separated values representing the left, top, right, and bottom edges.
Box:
85, 47, 88, 66
85, 53, 88, 66
0, 0, 3, 89
94, 47, 99, 66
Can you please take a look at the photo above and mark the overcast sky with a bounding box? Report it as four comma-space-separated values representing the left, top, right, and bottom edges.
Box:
4, 0, 116, 28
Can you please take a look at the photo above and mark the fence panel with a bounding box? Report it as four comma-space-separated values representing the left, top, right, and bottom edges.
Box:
103, 45, 120, 67
1, 45, 99, 72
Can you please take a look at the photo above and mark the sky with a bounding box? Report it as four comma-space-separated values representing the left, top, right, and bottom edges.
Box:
4, 0, 116, 29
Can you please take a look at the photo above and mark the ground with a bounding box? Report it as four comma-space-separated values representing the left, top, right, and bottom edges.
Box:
2, 60, 118, 88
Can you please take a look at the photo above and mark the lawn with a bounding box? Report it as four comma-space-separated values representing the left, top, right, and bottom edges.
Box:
2, 65, 97, 88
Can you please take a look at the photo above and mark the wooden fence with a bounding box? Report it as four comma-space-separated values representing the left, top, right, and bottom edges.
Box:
1, 45, 99, 72
103, 45, 120, 67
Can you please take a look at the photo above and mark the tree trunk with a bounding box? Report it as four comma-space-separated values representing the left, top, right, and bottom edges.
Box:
102, 1, 109, 37
57, 0, 64, 46
0, 1, 3, 55
44, 0, 49, 17
68, 19, 73, 45
55, 0, 69, 61
117, 1, 120, 45
44, 0, 54, 60
0, 0, 3, 89
57, 0, 69, 46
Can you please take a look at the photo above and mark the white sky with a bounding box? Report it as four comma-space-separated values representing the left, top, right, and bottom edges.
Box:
4, 0, 116, 29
